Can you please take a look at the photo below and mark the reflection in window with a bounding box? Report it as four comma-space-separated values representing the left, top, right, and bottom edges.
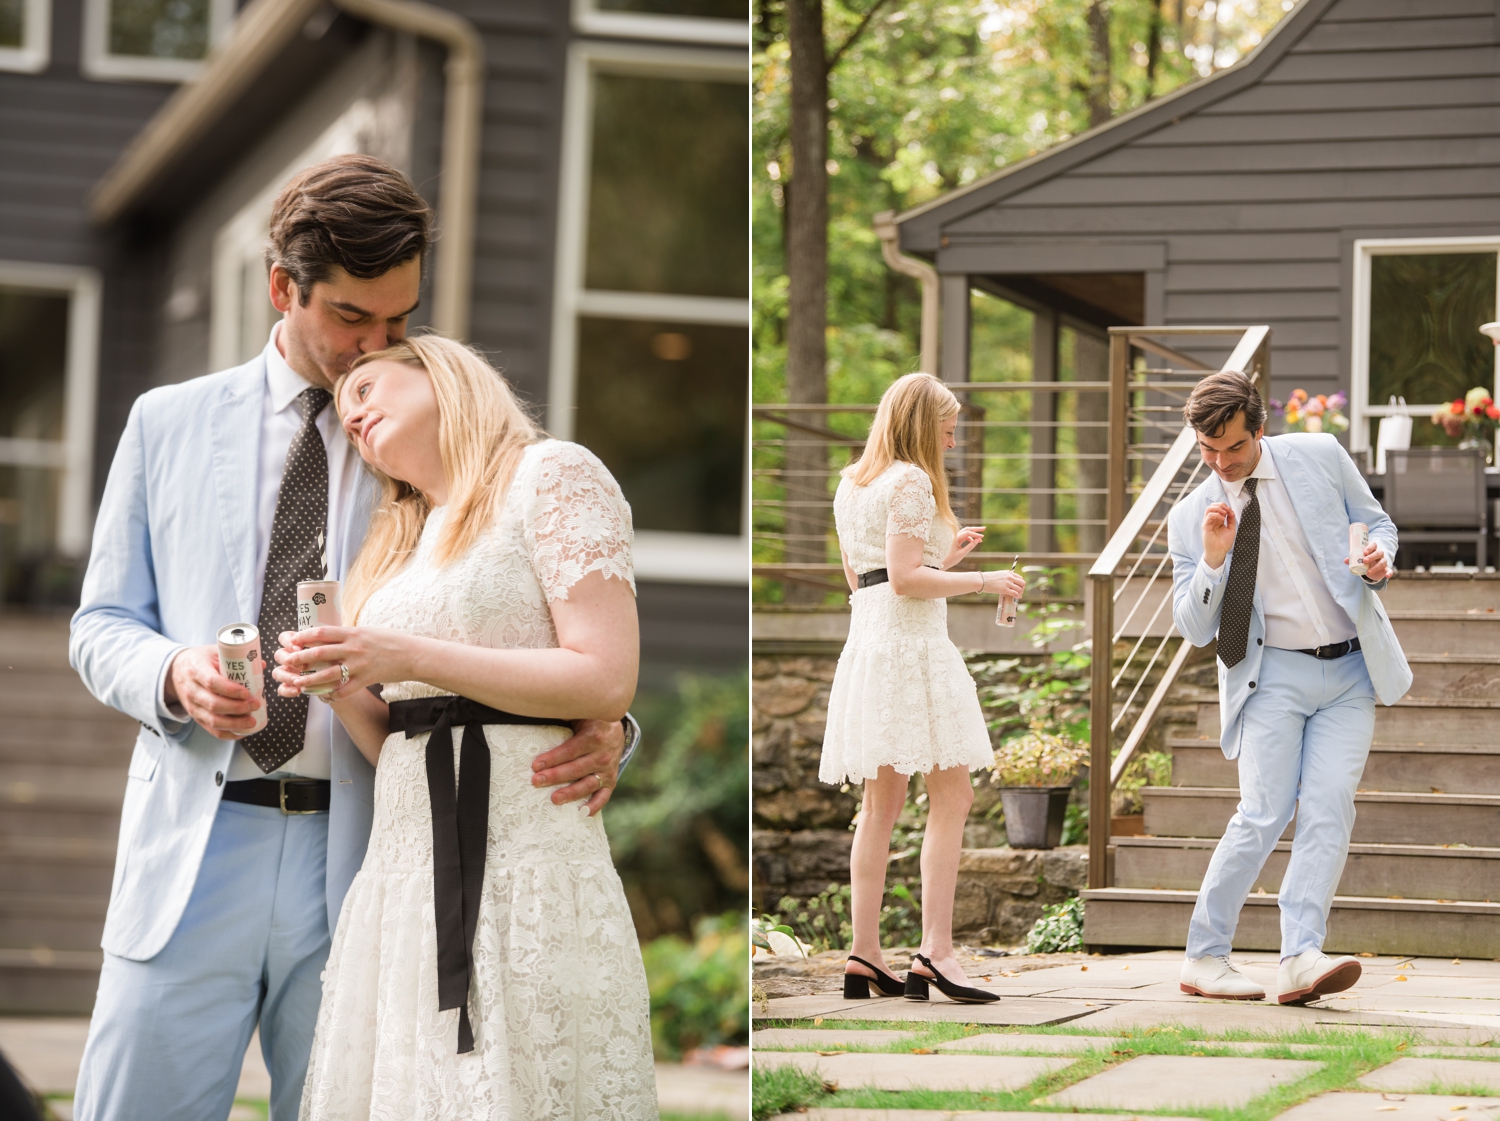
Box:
1369, 252, 1496, 408
0, 289, 66, 603
0, 0, 22, 48
108, 0, 209, 60
585, 73, 747, 298
574, 318, 746, 536
596, 0, 745, 16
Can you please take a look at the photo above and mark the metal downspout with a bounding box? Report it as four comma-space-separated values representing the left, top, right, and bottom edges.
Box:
873, 209, 940, 376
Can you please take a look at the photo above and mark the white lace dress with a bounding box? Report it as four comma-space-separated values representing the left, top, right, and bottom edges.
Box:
820, 461, 992, 784
300, 440, 657, 1121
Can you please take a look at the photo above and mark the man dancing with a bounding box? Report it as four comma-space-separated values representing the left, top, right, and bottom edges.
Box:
1168, 371, 1411, 1005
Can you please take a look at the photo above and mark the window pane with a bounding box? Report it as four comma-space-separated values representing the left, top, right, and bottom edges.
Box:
110, 0, 210, 60
1369, 252, 1496, 406
0, 0, 23, 49
585, 74, 747, 298
574, 317, 745, 536
596, 0, 746, 17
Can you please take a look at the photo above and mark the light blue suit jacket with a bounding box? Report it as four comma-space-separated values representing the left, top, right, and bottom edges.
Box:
1166, 433, 1412, 759
71, 356, 379, 961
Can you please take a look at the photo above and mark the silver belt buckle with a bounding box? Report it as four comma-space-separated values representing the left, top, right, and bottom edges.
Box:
278, 778, 321, 815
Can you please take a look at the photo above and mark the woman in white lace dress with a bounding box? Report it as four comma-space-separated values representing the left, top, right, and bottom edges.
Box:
823, 372, 1025, 1006
271, 335, 656, 1119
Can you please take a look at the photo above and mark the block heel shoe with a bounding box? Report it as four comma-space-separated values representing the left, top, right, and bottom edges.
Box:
843, 954, 905, 998
906, 953, 999, 1004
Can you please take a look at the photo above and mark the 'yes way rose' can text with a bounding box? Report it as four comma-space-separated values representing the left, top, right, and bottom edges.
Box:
296, 580, 343, 695
217, 623, 268, 735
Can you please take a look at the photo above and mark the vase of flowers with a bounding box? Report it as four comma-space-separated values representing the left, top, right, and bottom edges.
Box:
989, 725, 1088, 850
1270, 389, 1350, 435
1431, 387, 1500, 461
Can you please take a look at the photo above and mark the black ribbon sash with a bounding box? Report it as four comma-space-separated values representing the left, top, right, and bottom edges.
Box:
387, 695, 572, 1054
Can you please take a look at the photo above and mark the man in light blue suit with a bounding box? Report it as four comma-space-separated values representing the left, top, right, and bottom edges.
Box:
69, 156, 632, 1120
1166, 371, 1411, 1006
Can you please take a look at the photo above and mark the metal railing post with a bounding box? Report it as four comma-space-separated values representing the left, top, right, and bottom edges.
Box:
1088, 570, 1115, 890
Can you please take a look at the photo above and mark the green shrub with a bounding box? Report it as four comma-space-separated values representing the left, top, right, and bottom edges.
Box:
643, 911, 749, 1060
764, 882, 921, 953
1024, 895, 1084, 954
752, 1062, 827, 1121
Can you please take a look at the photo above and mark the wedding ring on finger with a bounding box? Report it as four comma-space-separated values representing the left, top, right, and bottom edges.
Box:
339, 663, 350, 687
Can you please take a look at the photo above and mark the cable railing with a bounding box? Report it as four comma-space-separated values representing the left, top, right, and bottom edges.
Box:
1085, 325, 1272, 890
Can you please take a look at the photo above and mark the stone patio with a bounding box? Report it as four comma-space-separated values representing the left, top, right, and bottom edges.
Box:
753, 1050, 1072, 1092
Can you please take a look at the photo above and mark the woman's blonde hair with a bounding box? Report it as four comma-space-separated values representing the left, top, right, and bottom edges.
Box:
336, 334, 543, 622
842, 372, 960, 530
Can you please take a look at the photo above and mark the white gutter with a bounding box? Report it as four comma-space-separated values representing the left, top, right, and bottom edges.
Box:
89, 0, 484, 339
873, 209, 939, 376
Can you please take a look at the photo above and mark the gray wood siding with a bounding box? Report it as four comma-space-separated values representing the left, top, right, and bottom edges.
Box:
922, 0, 1500, 402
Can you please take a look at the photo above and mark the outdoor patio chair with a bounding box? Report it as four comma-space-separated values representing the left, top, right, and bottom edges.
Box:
1383, 447, 1488, 569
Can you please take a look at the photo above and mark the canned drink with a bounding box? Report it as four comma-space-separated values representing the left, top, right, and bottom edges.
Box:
995, 596, 1018, 628
216, 623, 268, 736
296, 580, 343, 694
1348, 522, 1370, 576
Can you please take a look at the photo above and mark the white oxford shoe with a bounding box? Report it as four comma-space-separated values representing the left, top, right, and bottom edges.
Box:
1277, 950, 1361, 1005
1179, 955, 1266, 1000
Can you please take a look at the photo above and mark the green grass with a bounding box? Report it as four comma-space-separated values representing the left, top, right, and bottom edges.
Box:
751, 1019, 1499, 1120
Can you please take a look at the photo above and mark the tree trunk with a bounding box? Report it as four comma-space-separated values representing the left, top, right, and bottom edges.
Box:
1085, 1, 1113, 128
781, 0, 831, 602
1145, 0, 1163, 98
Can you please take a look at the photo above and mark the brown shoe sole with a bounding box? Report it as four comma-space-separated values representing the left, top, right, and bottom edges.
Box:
1179, 982, 1265, 1001
1277, 959, 1361, 1005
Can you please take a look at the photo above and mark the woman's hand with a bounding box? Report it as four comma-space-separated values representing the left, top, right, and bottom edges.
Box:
943, 525, 985, 569
272, 625, 417, 702
988, 570, 1025, 600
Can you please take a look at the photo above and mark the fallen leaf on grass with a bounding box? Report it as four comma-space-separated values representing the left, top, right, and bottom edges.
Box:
910, 1048, 932, 1055
813, 1017, 824, 1025
1080, 965, 1088, 972
1358, 952, 1376, 958
1396, 1041, 1408, 1051
815, 1050, 847, 1056
821, 1080, 838, 1093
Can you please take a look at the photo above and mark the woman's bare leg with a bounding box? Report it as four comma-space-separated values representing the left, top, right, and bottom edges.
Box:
912, 764, 977, 986
845, 765, 909, 981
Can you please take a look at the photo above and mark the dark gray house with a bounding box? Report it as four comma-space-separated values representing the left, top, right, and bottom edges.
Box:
895, 0, 1500, 462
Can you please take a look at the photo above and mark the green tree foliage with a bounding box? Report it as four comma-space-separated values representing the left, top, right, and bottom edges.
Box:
642, 912, 750, 1058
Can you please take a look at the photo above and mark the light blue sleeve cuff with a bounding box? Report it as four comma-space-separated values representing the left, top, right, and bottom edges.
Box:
154, 645, 192, 732
1199, 557, 1226, 585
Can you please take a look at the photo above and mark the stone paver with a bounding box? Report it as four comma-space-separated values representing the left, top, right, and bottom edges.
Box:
753, 1050, 1072, 1092
1412, 1046, 1500, 1058
1358, 1057, 1500, 1093
655, 1063, 749, 1120
1270, 1092, 1500, 1119
821, 998, 1101, 1027
1079, 999, 1334, 1034
756, 995, 881, 1021
769, 1112, 1206, 1121
936, 1033, 1118, 1053
753, 1029, 915, 1050
1045, 1054, 1322, 1111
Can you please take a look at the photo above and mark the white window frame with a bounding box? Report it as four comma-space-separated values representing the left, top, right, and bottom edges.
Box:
0, 0, 51, 73
571, 0, 747, 46
1350, 235, 1500, 454
550, 39, 748, 584
81, 0, 234, 83
0, 261, 102, 557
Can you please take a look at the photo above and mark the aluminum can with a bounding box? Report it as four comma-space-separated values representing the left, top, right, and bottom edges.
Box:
296, 580, 343, 694
216, 622, 267, 735
995, 596, 1018, 628
1348, 522, 1370, 576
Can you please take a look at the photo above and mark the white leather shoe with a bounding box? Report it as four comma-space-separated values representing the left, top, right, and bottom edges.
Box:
1277, 950, 1361, 1005
1179, 955, 1266, 1000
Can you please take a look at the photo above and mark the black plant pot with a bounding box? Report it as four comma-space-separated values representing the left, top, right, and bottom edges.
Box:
997, 786, 1072, 850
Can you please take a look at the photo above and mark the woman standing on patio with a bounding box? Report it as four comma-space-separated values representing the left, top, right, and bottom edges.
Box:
821, 372, 1023, 1005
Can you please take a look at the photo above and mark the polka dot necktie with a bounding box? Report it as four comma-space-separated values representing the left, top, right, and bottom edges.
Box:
242, 386, 333, 774
1217, 477, 1260, 669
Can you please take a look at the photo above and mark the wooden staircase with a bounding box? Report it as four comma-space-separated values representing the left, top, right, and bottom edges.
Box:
1082, 573, 1500, 958
0, 613, 137, 1013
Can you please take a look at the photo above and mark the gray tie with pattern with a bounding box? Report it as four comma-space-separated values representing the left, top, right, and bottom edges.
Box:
1217, 477, 1260, 669
242, 386, 333, 774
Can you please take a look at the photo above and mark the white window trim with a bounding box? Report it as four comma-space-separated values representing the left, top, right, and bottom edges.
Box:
81, 0, 234, 83
0, 0, 51, 73
0, 261, 102, 557
571, 0, 747, 46
1350, 235, 1500, 453
550, 39, 748, 584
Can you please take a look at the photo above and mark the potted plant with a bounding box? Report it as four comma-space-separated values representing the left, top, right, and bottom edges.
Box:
989, 725, 1089, 850
1431, 387, 1500, 460
1270, 389, 1350, 436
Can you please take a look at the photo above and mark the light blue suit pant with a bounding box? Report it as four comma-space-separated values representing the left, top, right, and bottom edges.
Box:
1186, 647, 1375, 960
74, 800, 331, 1121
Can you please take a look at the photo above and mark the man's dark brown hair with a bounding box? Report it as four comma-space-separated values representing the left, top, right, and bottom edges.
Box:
266, 154, 433, 304
1183, 370, 1266, 437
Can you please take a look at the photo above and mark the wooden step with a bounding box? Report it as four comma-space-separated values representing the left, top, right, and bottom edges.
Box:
1196, 700, 1500, 746
1379, 574, 1500, 613
1166, 738, 1500, 794
1142, 787, 1500, 847
0, 803, 120, 842
0, 762, 128, 810
1390, 611, 1500, 654
0, 892, 107, 951
1406, 655, 1500, 700
1081, 888, 1500, 957
1114, 836, 1500, 901
0, 715, 136, 767
0, 948, 102, 1015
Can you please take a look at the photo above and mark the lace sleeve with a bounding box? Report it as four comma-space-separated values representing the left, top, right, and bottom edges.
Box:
523, 441, 636, 601
887, 464, 936, 541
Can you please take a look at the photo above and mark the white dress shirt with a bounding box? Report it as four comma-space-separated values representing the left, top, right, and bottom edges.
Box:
1202, 441, 1357, 651
162, 323, 363, 780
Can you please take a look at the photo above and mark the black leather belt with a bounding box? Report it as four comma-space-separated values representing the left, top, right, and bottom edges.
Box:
387, 696, 571, 1054
222, 777, 330, 814
857, 565, 937, 588
1295, 637, 1361, 659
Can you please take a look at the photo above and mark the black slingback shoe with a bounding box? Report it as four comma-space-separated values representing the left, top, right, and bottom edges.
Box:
843, 954, 906, 998
903, 953, 1000, 1004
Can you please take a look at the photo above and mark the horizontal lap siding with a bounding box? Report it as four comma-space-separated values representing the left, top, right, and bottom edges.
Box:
943, 0, 1500, 400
